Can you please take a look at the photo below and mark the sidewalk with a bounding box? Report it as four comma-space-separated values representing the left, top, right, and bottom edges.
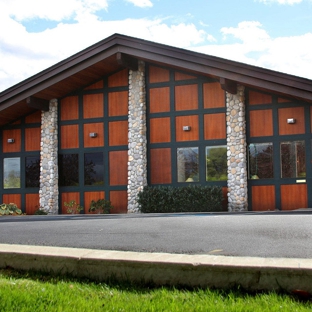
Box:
0, 243, 312, 293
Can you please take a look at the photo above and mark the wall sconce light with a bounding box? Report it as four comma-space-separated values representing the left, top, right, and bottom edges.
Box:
89, 132, 97, 138
182, 126, 191, 131
287, 118, 296, 124
7, 138, 15, 143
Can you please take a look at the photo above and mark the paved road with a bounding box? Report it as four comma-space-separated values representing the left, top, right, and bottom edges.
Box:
0, 212, 312, 258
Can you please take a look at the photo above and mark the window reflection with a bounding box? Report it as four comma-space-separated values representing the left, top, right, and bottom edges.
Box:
84, 152, 104, 185
206, 146, 227, 181
281, 141, 305, 178
25, 156, 40, 187
59, 154, 79, 186
3, 158, 20, 189
177, 147, 199, 182
248, 143, 273, 179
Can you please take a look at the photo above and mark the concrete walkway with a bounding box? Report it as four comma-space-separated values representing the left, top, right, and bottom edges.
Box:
0, 243, 312, 293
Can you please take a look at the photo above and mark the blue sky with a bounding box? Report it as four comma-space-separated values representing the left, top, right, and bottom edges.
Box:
0, 0, 312, 92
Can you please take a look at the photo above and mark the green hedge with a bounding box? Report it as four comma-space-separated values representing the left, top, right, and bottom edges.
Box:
137, 185, 223, 213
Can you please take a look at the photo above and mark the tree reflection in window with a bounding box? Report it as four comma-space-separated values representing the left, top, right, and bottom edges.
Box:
59, 154, 79, 186
3, 158, 20, 189
281, 141, 305, 178
206, 146, 227, 181
177, 147, 199, 182
248, 143, 273, 179
25, 156, 40, 187
84, 152, 104, 185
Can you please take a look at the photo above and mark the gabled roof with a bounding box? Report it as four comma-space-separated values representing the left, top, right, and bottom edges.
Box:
0, 33, 311, 126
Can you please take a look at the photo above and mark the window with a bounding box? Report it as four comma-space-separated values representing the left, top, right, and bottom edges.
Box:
248, 143, 273, 179
84, 152, 104, 185
3, 158, 20, 189
59, 154, 79, 186
206, 145, 227, 181
25, 156, 40, 187
177, 147, 199, 182
281, 141, 305, 178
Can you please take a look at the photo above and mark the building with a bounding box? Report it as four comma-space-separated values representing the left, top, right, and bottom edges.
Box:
0, 34, 311, 214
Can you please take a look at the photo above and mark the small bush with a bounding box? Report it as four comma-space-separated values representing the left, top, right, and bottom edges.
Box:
137, 185, 223, 213
64, 200, 83, 214
34, 208, 48, 215
0, 203, 22, 216
89, 199, 113, 214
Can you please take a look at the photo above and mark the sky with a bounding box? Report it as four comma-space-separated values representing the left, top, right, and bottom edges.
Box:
0, 0, 312, 92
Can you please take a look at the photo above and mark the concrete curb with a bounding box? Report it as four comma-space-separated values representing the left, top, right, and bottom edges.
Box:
0, 244, 311, 292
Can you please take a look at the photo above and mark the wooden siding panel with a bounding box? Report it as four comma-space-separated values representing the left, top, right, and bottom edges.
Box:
203, 82, 225, 108
25, 193, 39, 215
25, 111, 41, 124
150, 117, 171, 143
176, 115, 199, 141
278, 107, 305, 135
249, 109, 273, 137
3, 194, 21, 209
149, 66, 169, 83
84, 191, 105, 214
251, 185, 275, 211
175, 72, 197, 81
84, 123, 104, 147
109, 150, 127, 186
108, 69, 128, 87
150, 148, 172, 184
204, 113, 226, 140
109, 121, 128, 146
83, 94, 104, 119
149, 87, 170, 113
249, 91, 272, 105
108, 91, 128, 116
110, 190, 127, 213
84, 80, 103, 90
2, 129, 21, 153
281, 184, 307, 210
61, 125, 79, 149
60, 96, 79, 120
25, 127, 40, 151
61, 192, 80, 214
175, 84, 198, 111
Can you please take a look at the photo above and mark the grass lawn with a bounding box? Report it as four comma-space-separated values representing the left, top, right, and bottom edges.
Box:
0, 269, 311, 311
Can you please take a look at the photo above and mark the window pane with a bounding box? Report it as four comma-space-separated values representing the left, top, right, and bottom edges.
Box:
281, 141, 305, 178
3, 158, 20, 189
84, 152, 104, 185
248, 143, 273, 179
59, 154, 79, 186
206, 146, 227, 181
25, 156, 40, 187
177, 147, 199, 182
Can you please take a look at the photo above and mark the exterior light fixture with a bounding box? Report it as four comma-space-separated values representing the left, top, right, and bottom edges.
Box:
287, 118, 296, 124
182, 126, 191, 131
89, 132, 97, 138
7, 138, 14, 143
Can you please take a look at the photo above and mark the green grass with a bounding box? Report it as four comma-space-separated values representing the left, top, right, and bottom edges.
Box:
0, 269, 311, 311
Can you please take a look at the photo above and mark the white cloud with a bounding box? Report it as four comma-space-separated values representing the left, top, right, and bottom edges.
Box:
257, 0, 302, 4
125, 0, 153, 7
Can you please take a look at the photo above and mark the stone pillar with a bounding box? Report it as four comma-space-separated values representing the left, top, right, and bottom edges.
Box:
226, 85, 248, 211
39, 99, 59, 214
127, 61, 147, 213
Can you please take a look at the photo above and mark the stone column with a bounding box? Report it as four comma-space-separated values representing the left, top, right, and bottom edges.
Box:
226, 85, 248, 211
127, 61, 147, 213
39, 99, 59, 214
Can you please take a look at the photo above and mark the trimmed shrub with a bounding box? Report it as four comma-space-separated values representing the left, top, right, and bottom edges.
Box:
137, 185, 223, 213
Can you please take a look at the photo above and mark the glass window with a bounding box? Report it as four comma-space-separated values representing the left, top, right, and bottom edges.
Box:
206, 146, 227, 181
25, 156, 40, 187
248, 143, 273, 179
177, 147, 199, 182
281, 141, 305, 178
84, 152, 104, 185
59, 154, 79, 186
3, 158, 21, 189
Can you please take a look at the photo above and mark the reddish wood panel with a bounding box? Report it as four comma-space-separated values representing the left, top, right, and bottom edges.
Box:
83, 94, 104, 119
61, 192, 80, 214
25, 111, 41, 124
249, 91, 272, 105
84, 191, 105, 214
108, 69, 128, 87
251, 185, 276, 211
149, 87, 170, 113
84, 80, 103, 90
83, 123, 104, 148
150, 148, 172, 184
278, 107, 305, 135
204, 113, 226, 140
175, 84, 198, 111
203, 82, 225, 108
110, 190, 127, 213
2, 129, 21, 153
109, 121, 128, 146
175, 115, 199, 141
150, 117, 171, 143
109, 150, 128, 186
61, 125, 79, 149
222, 187, 228, 211
61, 96, 79, 120
278, 97, 291, 103
108, 91, 128, 116
25, 193, 40, 215
249, 109, 273, 137
12, 120, 21, 125
2, 194, 21, 209
25, 127, 40, 151
175, 72, 197, 81
149, 66, 170, 83
281, 184, 307, 210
